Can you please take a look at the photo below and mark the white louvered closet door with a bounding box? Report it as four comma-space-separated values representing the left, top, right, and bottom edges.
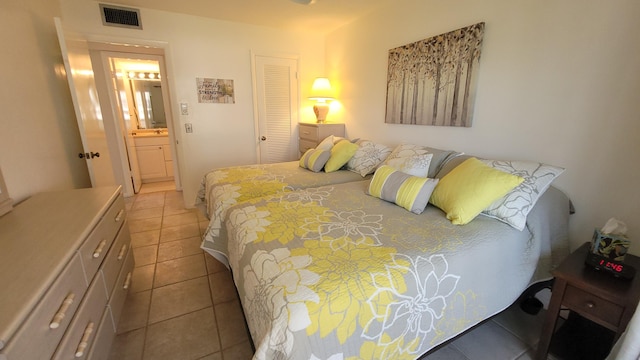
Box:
253, 55, 299, 163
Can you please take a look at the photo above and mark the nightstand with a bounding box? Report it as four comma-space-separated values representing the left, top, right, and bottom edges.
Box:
298, 123, 345, 155
536, 242, 640, 360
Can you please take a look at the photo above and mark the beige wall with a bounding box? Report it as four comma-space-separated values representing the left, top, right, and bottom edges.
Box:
59, 0, 326, 206
325, 0, 640, 254
0, 0, 90, 202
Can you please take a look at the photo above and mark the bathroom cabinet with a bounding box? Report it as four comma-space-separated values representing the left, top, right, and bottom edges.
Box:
133, 135, 173, 181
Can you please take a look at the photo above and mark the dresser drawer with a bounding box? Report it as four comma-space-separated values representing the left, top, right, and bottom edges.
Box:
564, 285, 623, 328
108, 248, 135, 332
101, 223, 131, 298
1, 254, 87, 360
78, 195, 126, 283
86, 308, 115, 360
52, 273, 109, 360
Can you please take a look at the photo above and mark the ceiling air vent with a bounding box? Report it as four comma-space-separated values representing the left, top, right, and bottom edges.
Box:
100, 4, 142, 30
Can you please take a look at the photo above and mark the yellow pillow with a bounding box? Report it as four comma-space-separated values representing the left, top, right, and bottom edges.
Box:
429, 157, 524, 225
324, 140, 359, 172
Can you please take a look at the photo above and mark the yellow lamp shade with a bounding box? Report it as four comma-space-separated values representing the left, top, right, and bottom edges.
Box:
309, 77, 334, 101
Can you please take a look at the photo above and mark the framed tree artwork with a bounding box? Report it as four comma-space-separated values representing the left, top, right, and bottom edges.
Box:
385, 22, 485, 127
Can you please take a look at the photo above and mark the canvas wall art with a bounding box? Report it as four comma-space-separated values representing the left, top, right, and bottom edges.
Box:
385, 22, 485, 127
197, 78, 235, 104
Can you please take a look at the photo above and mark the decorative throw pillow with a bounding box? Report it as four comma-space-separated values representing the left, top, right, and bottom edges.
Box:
429, 157, 524, 225
299, 148, 331, 172
346, 140, 392, 177
324, 139, 359, 172
368, 165, 439, 214
384, 143, 438, 177
480, 160, 565, 230
316, 135, 335, 151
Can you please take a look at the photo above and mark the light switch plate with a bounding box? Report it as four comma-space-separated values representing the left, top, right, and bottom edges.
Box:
180, 102, 189, 115
185, 123, 193, 133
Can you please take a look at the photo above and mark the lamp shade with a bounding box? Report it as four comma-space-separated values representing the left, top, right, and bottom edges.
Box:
309, 77, 334, 101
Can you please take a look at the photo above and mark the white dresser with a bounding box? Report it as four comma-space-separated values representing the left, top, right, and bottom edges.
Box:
0, 186, 134, 360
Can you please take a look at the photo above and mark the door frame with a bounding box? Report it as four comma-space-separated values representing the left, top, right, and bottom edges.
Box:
250, 52, 300, 163
88, 42, 182, 196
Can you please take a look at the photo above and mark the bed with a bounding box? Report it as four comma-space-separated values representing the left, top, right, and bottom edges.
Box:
195, 142, 460, 266
210, 150, 571, 359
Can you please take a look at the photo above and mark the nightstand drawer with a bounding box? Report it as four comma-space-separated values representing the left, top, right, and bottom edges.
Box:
299, 139, 317, 154
564, 285, 623, 328
299, 124, 320, 142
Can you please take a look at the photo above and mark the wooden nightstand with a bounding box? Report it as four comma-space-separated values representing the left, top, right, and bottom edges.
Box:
298, 123, 345, 155
536, 242, 640, 359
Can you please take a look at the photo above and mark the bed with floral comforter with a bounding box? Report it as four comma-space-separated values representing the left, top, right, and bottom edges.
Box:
218, 180, 571, 359
195, 161, 369, 264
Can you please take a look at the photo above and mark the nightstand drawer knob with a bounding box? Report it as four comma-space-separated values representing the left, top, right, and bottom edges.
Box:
586, 301, 595, 309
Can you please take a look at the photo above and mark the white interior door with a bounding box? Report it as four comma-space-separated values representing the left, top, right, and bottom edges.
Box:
54, 18, 116, 187
106, 56, 142, 194
253, 55, 299, 163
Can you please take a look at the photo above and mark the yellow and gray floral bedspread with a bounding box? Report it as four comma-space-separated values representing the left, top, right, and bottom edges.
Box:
196, 161, 365, 263
220, 180, 545, 359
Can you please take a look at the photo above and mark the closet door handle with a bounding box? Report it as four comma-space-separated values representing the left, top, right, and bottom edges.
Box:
261, 136, 267, 141
49, 293, 76, 329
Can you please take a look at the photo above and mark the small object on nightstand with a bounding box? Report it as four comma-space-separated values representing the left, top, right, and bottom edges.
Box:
585, 252, 636, 280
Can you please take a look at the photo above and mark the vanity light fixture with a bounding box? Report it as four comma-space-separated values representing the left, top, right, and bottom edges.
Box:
127, 71, 161, 81
308, 77, 335, 123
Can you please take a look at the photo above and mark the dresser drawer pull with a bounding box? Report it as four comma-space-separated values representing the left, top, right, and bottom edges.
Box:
114, 209, 125, 222
123, 272, 132, 290
49, 293, 76, 329
92, 239, 107, 258
586, 301, 595, 309
74, 322, 95, 358
117, 244, 128, 261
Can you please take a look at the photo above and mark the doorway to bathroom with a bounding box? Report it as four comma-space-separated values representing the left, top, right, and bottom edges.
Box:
89, 43, 181, 195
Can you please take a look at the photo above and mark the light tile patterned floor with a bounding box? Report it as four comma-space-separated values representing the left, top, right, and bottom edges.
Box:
108, 186, 555, 360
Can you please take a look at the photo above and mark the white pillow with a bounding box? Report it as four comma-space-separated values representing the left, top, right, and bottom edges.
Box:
316, 135, 335, 151
480, 159, 565, 230
383, 144, 433, 177
346, 140, 392, 177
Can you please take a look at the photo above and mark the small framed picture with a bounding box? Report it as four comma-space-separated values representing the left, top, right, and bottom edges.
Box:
0, 167, 13, 216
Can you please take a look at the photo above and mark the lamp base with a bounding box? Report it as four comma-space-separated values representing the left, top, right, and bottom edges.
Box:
313, 103, 329, 123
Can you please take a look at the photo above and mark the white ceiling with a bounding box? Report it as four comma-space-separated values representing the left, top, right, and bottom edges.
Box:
98, 0, 393, 34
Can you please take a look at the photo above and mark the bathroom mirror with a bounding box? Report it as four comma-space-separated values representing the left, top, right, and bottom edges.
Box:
129, 78, 167, 129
